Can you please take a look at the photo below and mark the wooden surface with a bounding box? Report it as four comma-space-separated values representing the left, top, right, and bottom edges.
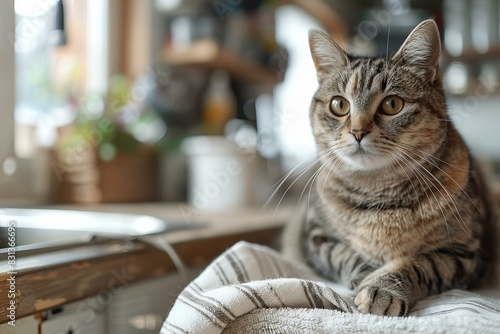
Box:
443, 46, 500, 61
164, 39, 281, 85
0, 204, 289, 324
290, 0, 348, 44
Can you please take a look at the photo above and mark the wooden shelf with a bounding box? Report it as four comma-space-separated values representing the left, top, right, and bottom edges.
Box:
443, 46, 500, 62
163, 39, 282, 85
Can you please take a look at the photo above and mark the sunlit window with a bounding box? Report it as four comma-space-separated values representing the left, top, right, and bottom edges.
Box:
14, 0, 87, 157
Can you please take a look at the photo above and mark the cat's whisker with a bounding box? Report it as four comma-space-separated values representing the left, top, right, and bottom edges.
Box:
433, 118, 457, 123
393, 141, 472, 172
291, 150, 340, 220
317, 154, 342, 203
305, 156, 339, 221
393, 142, 486, 221
397, 149, 472, 236
261, 148, 338, 211
392, 151, 452, 242
270, 149, 340, 221
387, 49, 409, 81
324, 64, 349, 84
301, 149, 341, 211
385, 152, 424, 219
399, 152, 452, 241
296, 150, 338, 207
392, 160, 431, 231
384, 17, 392, 85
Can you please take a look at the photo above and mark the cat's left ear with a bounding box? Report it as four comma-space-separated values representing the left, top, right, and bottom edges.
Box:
392, 19, 441, 83
309, 29, 349, 81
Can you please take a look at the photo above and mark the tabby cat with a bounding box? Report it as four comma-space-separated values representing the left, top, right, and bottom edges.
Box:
282, 19, 498, 317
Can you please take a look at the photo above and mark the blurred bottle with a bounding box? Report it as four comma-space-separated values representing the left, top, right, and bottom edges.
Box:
471, 0, 498, 54
443, 0, 470, 56
202, 70, 236, 135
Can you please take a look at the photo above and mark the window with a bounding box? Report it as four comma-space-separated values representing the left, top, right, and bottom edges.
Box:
0, 0, 111, 202
15, 0, 88, 157
0, 0, 16, 199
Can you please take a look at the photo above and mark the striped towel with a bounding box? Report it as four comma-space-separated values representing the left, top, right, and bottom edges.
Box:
161, 241, 500, 334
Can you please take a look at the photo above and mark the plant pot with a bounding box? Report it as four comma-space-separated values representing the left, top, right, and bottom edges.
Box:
50, 147, 158, 204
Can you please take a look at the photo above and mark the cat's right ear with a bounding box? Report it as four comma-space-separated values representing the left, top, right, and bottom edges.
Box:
309, 29, 349, 81
391, 20, 441, 82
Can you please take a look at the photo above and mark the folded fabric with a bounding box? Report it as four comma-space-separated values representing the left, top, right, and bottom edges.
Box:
161, 241, 500, 334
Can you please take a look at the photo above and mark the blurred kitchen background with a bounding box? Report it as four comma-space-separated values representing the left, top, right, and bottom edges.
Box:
1, 0, 500, 209
3, 1, 500, 333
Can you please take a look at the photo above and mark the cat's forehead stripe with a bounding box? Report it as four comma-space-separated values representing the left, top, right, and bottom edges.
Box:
352, 71, 359, 93
342, 60, 388, 103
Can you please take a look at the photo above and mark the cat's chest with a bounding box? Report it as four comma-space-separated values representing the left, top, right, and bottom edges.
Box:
321, 199, 422, 264
348, 221, 423, 264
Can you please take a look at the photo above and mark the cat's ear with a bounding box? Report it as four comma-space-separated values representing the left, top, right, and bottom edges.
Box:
392, 19, 441, 82
309, 29, 349, 80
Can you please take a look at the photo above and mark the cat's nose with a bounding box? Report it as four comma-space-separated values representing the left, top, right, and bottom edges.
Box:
350, 129, 370, 142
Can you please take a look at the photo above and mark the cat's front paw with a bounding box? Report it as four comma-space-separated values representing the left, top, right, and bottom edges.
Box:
355, 286, 409, 316
348, 264, 376, 290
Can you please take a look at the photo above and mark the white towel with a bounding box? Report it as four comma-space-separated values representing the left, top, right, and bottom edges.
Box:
161, 241, 500, 334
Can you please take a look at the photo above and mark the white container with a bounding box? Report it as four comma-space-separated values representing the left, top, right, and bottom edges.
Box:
181, 136, 253, 212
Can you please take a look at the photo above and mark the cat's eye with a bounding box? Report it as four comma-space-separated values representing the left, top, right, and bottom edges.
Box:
330, 96, 350, 117
380, 96, 404, 115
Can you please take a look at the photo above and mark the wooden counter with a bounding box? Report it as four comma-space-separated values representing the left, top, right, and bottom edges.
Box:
0, 204, 292, 324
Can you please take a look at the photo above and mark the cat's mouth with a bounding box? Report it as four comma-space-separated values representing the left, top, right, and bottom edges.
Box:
339, 145, 390, 170
352, 146, 368, 154
345, 143, 371, 155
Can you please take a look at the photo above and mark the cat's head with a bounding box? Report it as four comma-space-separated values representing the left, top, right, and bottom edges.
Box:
309, 19, 447, 172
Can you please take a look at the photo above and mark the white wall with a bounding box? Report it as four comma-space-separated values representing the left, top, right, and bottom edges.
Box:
274, 5, 319, 172
448, 96, 500, 161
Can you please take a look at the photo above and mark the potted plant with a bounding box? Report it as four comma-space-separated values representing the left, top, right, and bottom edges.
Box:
51, 75, 165, 204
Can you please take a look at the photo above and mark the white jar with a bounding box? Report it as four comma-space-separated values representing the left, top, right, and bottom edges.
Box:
181, 136, 254, 212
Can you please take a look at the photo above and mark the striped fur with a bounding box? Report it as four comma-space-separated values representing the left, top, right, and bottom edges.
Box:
285, 20, 498, 317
